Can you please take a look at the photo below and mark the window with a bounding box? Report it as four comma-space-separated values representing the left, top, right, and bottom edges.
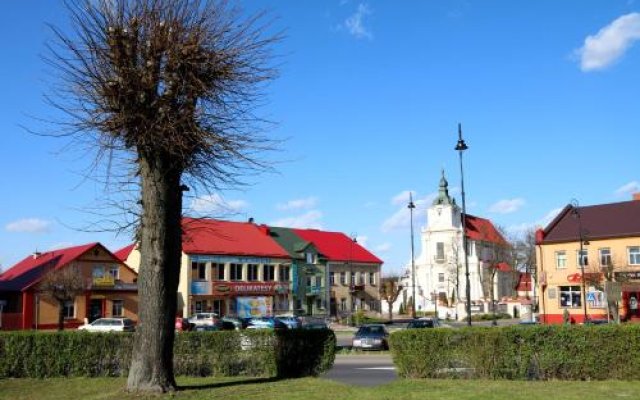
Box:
306, 252, 315, 264
629, 247, 640, 265
307, 276, 313, 287
599, 248, 612, 266
263, 264, 275, 281
230, 263, 242, 281
559, 286, 582, 308
436, 242, 445, 261
195, 300, 204, 313
369, 272, 375, 285
350, 272, 356, 285
63, 300, 75, 319
212, 263, 225, 281
109, 266, 119, 280
555, 251, 567, 269
279, 265, 290, 282
112, 300, 124, 317
247, 264, 258, 281
340, 272, 347, 285
340, 298, 347, 311
577, 249, 589, 267
191, 261, 207, 280
92, 266, 105, 279
330, 272, 336, 286
359, 272, 366, 285
438, 273, 445, 283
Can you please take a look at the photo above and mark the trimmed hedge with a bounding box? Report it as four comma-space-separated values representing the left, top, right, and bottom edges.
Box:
390, 324, 640, 380
0, 329, 335, 379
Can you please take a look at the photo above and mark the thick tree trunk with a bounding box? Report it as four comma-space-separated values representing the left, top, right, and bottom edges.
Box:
127, 154, 182, 393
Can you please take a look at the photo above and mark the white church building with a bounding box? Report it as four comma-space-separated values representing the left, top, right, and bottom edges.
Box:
392, 171, 518, 321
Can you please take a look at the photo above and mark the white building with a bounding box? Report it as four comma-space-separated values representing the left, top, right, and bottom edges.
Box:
393, 171, 516, 320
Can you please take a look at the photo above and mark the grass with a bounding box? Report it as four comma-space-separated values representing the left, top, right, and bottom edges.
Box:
0, 376, 639, 400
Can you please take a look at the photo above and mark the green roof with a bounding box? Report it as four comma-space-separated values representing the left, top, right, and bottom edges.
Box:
269, 227, 315, 259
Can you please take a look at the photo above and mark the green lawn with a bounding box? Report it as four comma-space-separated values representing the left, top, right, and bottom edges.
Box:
0, 377, 638, 400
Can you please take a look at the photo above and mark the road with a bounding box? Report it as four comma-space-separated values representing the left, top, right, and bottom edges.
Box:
323, 354, 396, 387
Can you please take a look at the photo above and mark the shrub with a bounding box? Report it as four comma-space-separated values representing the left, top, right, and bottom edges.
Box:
390, 324, 640, 380
0, 329, 335, 379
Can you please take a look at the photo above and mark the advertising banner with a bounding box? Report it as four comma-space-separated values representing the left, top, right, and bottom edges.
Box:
211, 281, 288, 296
236, 296, 273, 318
191, 281, 211, 295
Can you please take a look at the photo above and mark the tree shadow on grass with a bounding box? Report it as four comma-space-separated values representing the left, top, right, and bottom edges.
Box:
178, 377, 283, 391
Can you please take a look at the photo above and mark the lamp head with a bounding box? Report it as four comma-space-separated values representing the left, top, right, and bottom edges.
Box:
454, 123, 468, 151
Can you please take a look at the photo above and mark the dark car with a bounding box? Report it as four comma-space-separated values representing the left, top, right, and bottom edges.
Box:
352, 324, 389, 351
406, 318, 442, 329
246, 316, 288, 330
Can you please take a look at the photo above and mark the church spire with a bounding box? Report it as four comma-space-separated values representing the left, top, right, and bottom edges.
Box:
432, 169, 456, 206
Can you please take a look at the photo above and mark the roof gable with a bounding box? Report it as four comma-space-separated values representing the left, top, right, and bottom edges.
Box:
542, 200, 640, 243
464, 214, 507, 245
114, 243, 136, 262
292, 229, 383, 264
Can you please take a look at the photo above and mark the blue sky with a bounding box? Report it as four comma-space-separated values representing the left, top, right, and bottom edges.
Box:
1, 1, 639, 275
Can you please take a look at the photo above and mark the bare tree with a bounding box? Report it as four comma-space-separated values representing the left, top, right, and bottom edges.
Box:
38, 266, 85, 331
584, 255, 627, 323
478, 225, 513, 325
47, 0, 279, 392
446, 237, 461, 306
379, 276, 403, 322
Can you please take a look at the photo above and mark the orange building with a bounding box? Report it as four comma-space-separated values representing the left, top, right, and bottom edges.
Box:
0, 243, 138, 330
536, 197, 640, 324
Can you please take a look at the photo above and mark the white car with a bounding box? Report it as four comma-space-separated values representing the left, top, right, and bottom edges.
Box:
78, 317, 135, 332
188, 312, 219, 327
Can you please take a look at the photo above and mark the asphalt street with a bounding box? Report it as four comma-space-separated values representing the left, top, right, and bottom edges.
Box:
323, 354, 396, 387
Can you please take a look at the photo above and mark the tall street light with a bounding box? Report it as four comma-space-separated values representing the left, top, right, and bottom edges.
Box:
408, 192, 417, 319
455, 123, 472, 327
571, 200, 589, 323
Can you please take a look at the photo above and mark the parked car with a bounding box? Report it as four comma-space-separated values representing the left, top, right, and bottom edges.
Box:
188, 312, 219, 327
352, 324, 389, 351
78, 318, 135, 332
220, 316, 247, 330
406, 318, 442, 329
246, 316, 288, 330
275, 315, 302, 329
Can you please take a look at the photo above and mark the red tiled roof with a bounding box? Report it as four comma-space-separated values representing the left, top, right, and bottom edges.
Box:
542, 200, 640, 243
0, 243, 98, 292
495, 262, 512, 272
516, 272, 532, 291
114, 243, 136, 262
464, 214, 507, 245
182, 218, 289, 258
291, 229, 383, 264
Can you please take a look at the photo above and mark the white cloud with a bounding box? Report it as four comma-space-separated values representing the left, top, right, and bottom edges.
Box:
577, 13, 640, 71
190, 194, 248, 215
5, 218, 52, 233
381, 191, 436, 233
355, 235, 368, 247
488, 198, 525, 214
276, 197, 318, 211
344, 3, 373, 40
374, 242, 392, 253
270, 210, 323, 229
506, 207, 563, 235
391, 190, 412, 206
615, 181, 640, 197
48, 242, 74, 251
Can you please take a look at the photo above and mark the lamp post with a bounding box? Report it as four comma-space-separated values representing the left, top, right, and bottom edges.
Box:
455, 123, 472, 327
348, 235, 357, 325
408, 192, 417, 319
571, 200, 589, 323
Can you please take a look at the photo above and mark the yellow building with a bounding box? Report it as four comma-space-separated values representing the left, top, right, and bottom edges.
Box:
536, 196, 640, 324
0, 243, 138, 330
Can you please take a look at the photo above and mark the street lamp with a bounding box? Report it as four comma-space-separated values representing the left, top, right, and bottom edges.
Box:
348, 234, 357, 325
408, 192, 417, 319
455, 123, 472, 327
571, 200, 590, 323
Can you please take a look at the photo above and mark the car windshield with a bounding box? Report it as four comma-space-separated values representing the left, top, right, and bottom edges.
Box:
409, 320, 435, 328
358, 326, 384, 335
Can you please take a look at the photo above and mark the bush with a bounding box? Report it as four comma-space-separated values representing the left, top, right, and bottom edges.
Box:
0, 329, 335, 379
390, 324, 640, 380
470, 313, 512, 321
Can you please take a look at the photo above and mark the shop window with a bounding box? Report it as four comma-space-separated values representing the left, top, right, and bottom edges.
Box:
191, 261, 207, 280
263, 264, 275, 281
555, 251, 567, 269
195, 300, 205, 313
629, 247, 640, 265
230, 263, 242, 281
112, 300, 124, 317
559, 285, 582, 308
212, 263, 225, 281
599, 248, 612, 266
247, 264, 258, 281
63, 300, 75, 319
212, 300, 223, 316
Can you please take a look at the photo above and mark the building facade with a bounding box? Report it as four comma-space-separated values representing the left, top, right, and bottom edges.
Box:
0, 243, 138, 330
536, 197, 640, 324
396, 172, 515, 320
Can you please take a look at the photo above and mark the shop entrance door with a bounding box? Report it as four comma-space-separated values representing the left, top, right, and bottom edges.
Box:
89, 299, 103, 322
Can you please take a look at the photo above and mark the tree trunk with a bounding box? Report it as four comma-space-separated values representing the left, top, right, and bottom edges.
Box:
127, 153, 183, 393
58, 301, 65, 331
387, 300, 393, 322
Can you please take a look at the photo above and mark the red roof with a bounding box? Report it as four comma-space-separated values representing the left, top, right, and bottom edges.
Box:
182, 218, 289, 258
292, 229, 383, 264
495, 262, 512, 272
516, 272, 532, 291
0, 243, 98, 292
114, 243, 136, 262
464, 214, 507, 245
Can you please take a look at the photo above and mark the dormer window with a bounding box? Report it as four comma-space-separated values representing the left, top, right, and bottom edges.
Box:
305, 252, 315, 264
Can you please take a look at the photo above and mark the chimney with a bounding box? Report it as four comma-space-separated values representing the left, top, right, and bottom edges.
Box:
258, 224, 270, 235
33, 251, 42, 259
248, 217, 255, 223
633, 193, 640, 201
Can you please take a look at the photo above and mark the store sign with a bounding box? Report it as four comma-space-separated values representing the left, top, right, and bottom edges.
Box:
211, 281, 289, 296
93, 276, 115, 287
615, 271, 640, 280
191, 281, 211, 295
